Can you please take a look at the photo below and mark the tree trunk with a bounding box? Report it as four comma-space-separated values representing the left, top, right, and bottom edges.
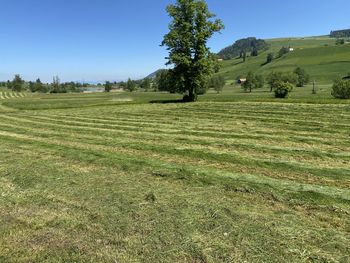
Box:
188, 88, 197, 102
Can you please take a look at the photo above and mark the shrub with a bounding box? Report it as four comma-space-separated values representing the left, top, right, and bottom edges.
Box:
336, 38, 345, 45
266, 53, 274, 64
104, 81, 113, 92
209, 75, 225, 93
278, 46, 289, 57
294, 67, 310, 87
267, 71, 297, 92
197, 84, 208, 95
274, 81, 294, 98
331, 79, 350, 99
242, 72, 264, 93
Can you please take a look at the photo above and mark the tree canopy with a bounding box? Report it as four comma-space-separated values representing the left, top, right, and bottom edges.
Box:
162, 0, 224, 102
104, 81, 113, 92
125, 78, 137, 92
242, 72, 264, 93
294, 67, 310, 87
10, 74, 24, 92
209, 75, 225, 93
332, 79, 350, 99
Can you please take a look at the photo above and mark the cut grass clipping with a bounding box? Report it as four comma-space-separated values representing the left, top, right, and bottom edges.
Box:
0, 93, 349, 262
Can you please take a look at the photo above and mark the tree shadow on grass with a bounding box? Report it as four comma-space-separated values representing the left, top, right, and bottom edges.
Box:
150, 99, 186, 104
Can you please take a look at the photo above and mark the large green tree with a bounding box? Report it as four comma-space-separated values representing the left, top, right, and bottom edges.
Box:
162, 0, 224, 102
209, 75, 225, 93
242, 72, 264, 93
267, 71, 298, 92
140, 78, 152, 91
294, 67, 310, 87
104, 81, 113, 92
10, 74, 24, 92
125, 78, 137, 92
154, 70, 174, 92
34, 78, 44, 92
266, 53, 274, 64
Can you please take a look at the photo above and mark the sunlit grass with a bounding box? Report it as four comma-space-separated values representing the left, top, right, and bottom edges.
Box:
0, 91, 349, 262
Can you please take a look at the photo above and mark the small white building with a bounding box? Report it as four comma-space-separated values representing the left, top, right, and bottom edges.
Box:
237, 78, 247, 84
289, 47, 294, 52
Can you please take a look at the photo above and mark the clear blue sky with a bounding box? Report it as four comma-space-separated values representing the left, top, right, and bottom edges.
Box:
0, 0, 349, 82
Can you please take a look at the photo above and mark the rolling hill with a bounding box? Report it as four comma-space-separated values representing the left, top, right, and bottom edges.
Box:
217, 36, 350, 84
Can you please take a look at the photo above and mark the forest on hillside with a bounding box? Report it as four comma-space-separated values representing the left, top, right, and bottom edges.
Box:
217, 37, 269, 60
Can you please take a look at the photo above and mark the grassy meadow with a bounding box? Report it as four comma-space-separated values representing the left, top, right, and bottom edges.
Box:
0, 87, 349, 262
219, 36, 350, 84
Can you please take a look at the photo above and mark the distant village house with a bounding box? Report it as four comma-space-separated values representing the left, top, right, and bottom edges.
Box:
237, 78, 247, 84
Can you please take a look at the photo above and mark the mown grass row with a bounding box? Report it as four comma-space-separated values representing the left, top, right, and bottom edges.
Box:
0, 103, 349, 187
0, 91, 26, 100
0, 100, 349, 262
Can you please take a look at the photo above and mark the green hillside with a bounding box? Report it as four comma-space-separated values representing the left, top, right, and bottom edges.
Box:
219, 36, 350, 84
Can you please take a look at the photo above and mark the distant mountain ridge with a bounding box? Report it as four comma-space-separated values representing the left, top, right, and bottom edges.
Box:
145, 69, 165, 79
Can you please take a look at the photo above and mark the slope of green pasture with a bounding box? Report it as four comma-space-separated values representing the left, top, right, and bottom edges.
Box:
219, 36, 350, 84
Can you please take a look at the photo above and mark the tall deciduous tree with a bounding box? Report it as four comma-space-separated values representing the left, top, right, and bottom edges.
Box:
243, 72, 255, 93
267, 71, 298, 92
294, 67, 310, 87
154, 70, 174, 92
242, 72, 264, 93
266, 53, 274, 64
52, 76, 60, 92
28, 81, 35, 92
104, 81, 113, 92
34, 78, 44, 92
11, 74, 24, 92
278, 46, 289, 57
242, 51, 247, 62
125, 78, 136, 92
209, 75, 225, 93
140, 78, 152, 91
162, 0, 224, 102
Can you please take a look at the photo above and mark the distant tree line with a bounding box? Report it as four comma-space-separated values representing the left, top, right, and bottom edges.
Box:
217, 37, 269, 60
2, 74, 90, 93
238, 67, 310, 98
103, 78, 147, 93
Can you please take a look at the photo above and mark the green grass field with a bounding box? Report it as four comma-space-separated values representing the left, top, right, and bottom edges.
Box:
0, 89, 349, 262
0, 91, 26, 100
219, 36, 350, 84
